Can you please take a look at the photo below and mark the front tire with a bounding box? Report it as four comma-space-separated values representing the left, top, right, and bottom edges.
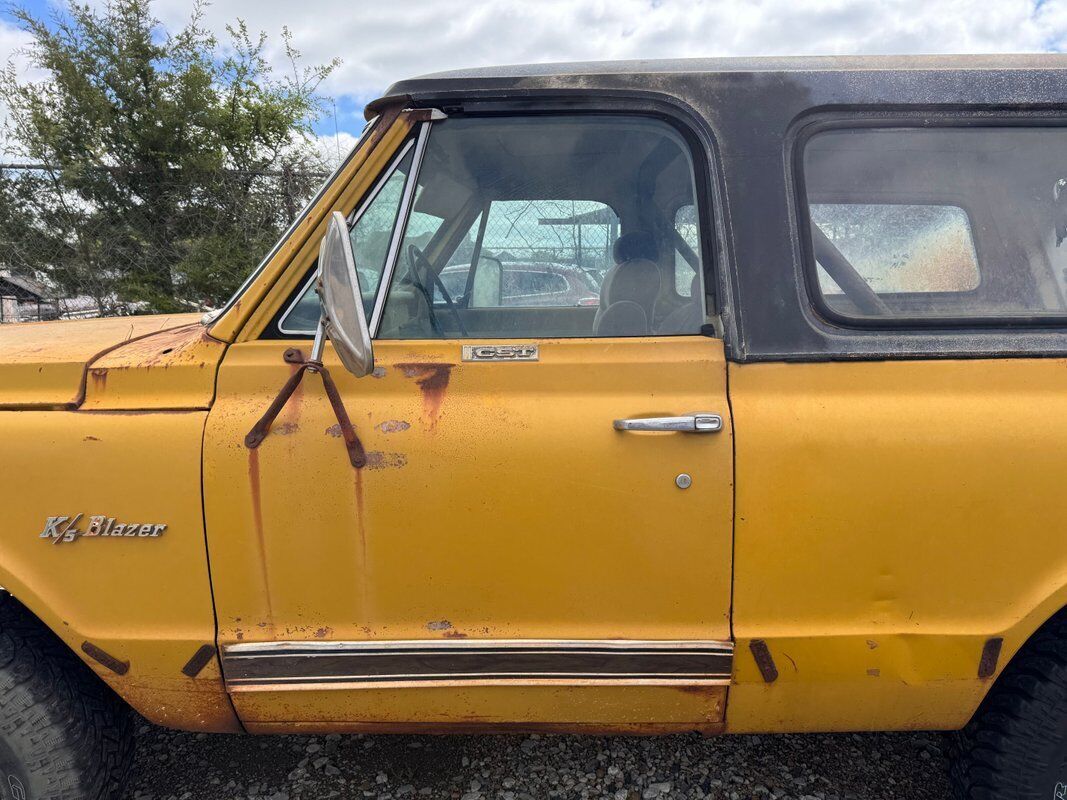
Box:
952, 615, 1067, 799
0, 594, 133, 799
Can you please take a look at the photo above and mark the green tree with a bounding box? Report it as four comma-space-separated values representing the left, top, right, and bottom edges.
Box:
0, 0, 339, 313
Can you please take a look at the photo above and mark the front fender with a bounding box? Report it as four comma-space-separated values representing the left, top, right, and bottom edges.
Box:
0, 409, 239, 732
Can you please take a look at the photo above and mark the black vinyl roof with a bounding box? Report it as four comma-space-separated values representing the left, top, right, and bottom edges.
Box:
367, 54, 1067, 118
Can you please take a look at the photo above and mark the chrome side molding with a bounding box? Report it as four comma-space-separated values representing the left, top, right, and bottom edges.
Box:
222, 638, 734, 690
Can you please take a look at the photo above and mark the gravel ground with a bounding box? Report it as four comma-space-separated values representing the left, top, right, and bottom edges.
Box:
123, 722, 951, 800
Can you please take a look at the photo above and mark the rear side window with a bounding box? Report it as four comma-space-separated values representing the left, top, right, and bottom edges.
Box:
800, 126, 1067, 325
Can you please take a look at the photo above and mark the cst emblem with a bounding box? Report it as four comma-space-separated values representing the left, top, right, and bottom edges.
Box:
40, 515, 167, 545
461, 344, 538, 362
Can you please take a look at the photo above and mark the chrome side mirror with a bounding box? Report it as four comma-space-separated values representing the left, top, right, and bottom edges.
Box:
243, 210, 373, 469
318, 211, 374, 377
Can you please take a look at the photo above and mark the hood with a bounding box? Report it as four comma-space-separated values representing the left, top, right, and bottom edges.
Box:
0, 313, 205, 409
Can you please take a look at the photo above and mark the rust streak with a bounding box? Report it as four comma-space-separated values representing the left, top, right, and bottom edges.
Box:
248, 449, 276, 634
89, 368, 108, 391
353, 469, 367, 572
396, 363, 454, 429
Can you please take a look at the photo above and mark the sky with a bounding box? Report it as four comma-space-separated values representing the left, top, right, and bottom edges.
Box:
3, 0, 1067, 163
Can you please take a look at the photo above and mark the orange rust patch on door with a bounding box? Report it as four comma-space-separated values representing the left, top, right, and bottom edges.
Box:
89, 368, 108, 390
247, 449, 275, 635
396, 363, 454, 429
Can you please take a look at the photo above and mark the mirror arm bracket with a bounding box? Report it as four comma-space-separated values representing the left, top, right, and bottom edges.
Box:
244, 337, 367, 469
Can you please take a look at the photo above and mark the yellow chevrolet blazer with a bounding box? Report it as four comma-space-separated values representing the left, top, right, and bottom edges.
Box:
2, 54, 1067, 799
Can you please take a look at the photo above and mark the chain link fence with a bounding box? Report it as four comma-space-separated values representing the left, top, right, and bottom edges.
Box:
0, 161, 327, 324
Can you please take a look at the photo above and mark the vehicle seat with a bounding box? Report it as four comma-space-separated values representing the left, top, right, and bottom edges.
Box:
593, 231, 661, 336
656, 273, 704, 334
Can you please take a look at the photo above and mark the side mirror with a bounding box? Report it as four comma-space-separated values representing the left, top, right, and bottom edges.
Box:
319, 211, 374, 377
470, 254, 503, 307
244, 210, 372, 469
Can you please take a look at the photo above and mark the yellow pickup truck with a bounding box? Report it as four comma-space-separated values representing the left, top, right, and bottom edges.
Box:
3, 54, 1067, 799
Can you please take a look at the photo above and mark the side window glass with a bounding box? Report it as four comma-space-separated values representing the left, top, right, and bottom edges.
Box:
278, 145, 414, 333
802, 126, 1067, 323
812, 204, 980, 296
377, 115, 707, 339
349, 148, 415, 317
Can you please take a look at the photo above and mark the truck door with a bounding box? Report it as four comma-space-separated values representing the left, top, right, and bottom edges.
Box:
203, 110, 735, 732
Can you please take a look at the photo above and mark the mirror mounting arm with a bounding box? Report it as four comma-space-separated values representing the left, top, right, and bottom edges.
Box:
244, 323, 367, 469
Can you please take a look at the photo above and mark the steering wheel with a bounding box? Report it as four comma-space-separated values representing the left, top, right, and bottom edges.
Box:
407, 244, 469, 337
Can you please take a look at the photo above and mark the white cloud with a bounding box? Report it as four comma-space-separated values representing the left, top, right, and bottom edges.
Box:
312, 130, 362, 169
0, 18, 38, 158
4, 0, 1067, 153
144, 0, 1067, 107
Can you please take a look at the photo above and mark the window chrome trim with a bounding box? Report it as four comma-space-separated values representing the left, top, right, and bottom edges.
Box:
369, 121, 434, 338
276, 138, 418, 336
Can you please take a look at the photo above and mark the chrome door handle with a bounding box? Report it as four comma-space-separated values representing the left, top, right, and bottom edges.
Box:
613, 413, 723, 433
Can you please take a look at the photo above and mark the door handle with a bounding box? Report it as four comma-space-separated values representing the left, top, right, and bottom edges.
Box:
613, 413, 723, 433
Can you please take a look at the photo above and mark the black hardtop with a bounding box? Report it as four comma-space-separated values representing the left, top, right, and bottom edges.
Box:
367, 55, 1067, 361
368, 54, 1067, 118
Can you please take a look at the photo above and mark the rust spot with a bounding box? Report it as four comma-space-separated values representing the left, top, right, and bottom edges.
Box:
248, 449, 275, 634
81, 641, 129, 676
283, 348, 305, 364
325, 423, 342, 437
979, 637, 1004, 679
372, 366, 387, 378
443, 629, 468, 639
273, 422, 299, 436
426, 620, 452, 631
89, 368, 108, 390
313, 627, 333, 639
181, 644, 217, 678
365, 451, 408, 470
376, 420, 411, 434
866, 640, 879, 650
396, 363, 454, 429
749, 639, 778, 683
866, 668, 881, 677
353, 469, 367, 570
83, 435, 100, 442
